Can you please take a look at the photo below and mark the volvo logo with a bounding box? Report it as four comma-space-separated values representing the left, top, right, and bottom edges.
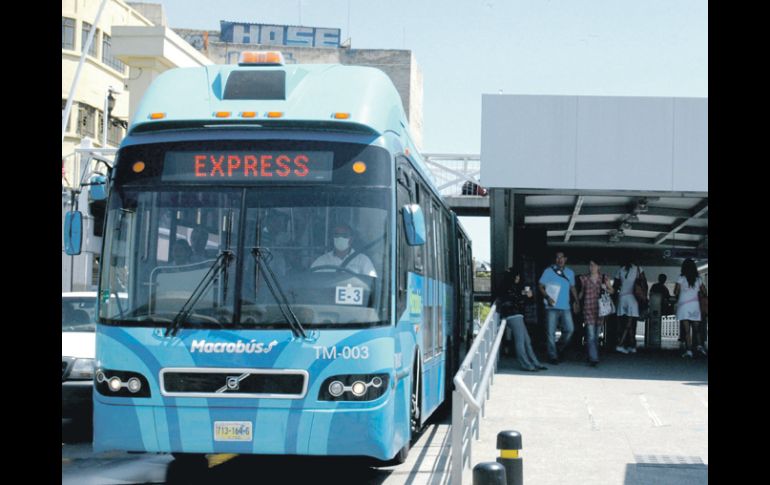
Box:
226, 376, 240, 391
216, 373, 250, 393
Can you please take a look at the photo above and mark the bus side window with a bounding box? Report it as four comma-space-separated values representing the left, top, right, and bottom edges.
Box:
396, 183, 410, 317
413, 183, 424, 273
397, 156, 422, 274
420, 186, 434, 360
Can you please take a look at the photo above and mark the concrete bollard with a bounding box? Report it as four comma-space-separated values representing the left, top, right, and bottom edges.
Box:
496, 430, 523, 485
473, 461, 507, 485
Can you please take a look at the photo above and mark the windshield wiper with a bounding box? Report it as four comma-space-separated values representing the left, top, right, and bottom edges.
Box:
165, 250, 233, 337
251, 247, 306, 339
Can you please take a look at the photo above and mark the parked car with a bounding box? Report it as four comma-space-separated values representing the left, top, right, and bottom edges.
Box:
62, 292, 97, 426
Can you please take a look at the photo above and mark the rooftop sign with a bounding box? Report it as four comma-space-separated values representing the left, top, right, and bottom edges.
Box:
220, 21, 341, 48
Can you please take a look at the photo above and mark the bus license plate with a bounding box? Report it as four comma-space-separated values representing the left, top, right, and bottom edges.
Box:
214, 421, 252, 442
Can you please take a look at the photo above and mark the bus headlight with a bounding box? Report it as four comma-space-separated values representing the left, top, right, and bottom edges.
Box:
328, 380, 345, 397
127, 377, 142, 393
108, 377, 122, 392
318, 374, 389, 401
350, 381, 367, 397
94, 368, 151, 398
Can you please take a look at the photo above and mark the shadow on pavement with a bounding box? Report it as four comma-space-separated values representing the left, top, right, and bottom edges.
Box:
495, 348, 708, 383
166, 454, 396, 485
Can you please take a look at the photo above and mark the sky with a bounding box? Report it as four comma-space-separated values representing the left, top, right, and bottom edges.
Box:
152, 0, 708, 262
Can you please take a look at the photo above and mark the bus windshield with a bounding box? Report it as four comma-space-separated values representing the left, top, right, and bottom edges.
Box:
99, 140, 392, 329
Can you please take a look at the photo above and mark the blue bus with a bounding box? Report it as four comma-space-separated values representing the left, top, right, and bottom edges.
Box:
87, 51, 474, 465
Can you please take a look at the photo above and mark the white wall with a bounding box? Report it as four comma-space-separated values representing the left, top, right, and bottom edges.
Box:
480, 95, 708, 192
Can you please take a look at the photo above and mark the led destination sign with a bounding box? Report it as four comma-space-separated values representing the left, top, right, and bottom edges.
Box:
162, 151, 333, 182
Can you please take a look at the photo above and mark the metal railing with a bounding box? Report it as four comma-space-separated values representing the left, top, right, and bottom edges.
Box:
450, 304, 506, 485
422, 153, 481, 197
63, 139, 117, 192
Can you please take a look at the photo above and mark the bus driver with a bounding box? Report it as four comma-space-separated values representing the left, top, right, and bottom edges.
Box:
311, 224, 377, 277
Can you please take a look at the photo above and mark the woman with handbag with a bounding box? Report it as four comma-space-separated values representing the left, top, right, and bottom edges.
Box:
578, 259, 614, 367
675, 258, 708, 358
613, 259, 647, 354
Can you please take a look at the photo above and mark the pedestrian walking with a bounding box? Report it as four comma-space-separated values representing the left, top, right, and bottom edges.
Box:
578, 259, 614, 367
675, 258, 708, 358
538, 251, 580, 364
613, 259, 647, 354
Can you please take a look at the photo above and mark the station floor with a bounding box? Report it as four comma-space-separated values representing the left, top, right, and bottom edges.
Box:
382, 348, 708, 485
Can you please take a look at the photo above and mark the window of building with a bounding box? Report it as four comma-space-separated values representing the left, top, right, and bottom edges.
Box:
77, 104, 96, 138
62, 17, 75, 50
102, 34, 126, 73
82, 22, 98, 57
107, 118, 124, 146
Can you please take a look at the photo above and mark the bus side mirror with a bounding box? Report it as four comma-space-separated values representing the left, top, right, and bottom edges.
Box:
402, 204, 426, 246
88, 175, 108, 201
64, 211, 83, 255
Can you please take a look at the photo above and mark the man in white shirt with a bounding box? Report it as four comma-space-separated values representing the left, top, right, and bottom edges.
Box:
311, 224, 377, 277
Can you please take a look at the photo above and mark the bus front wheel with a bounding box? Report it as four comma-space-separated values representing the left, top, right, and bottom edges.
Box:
410, 358, 421, 435
167, 453, 207, 484
386, 360, 419, 466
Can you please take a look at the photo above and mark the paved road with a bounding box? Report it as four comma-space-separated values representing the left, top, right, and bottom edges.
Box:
62, 349, 707, 485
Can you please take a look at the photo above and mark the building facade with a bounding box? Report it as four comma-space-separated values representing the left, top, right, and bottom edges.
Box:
62, 0, 161, 169
62, 0, 161, 292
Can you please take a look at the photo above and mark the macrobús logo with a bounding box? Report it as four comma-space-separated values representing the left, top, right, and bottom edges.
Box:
190, 339, 279, 354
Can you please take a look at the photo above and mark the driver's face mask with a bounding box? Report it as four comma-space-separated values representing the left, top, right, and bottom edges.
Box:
333, 236, 351, 252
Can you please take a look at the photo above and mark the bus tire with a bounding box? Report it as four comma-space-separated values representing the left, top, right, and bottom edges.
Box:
167, 453, 207, 484
388, 356, 420, 466
389, 439, 410, 466
410, 355, 421, 436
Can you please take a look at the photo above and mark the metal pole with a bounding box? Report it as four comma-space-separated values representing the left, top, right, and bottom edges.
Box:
346, 0, 351, 40
496, 431, 523, 485
473, 462, 507, 485
67, 188, 80, 292
62, 0, 109, 145
102, 89, 109, 147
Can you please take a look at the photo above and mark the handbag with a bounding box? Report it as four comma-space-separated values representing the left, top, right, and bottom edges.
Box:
597, 274, 615, 317
698, 286, 708, 317
598, 290, 615, 317
632, 267, 647, 303
635, 270, 650, 319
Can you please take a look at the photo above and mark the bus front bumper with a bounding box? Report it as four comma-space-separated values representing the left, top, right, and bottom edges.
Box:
93, 396, 408, 461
